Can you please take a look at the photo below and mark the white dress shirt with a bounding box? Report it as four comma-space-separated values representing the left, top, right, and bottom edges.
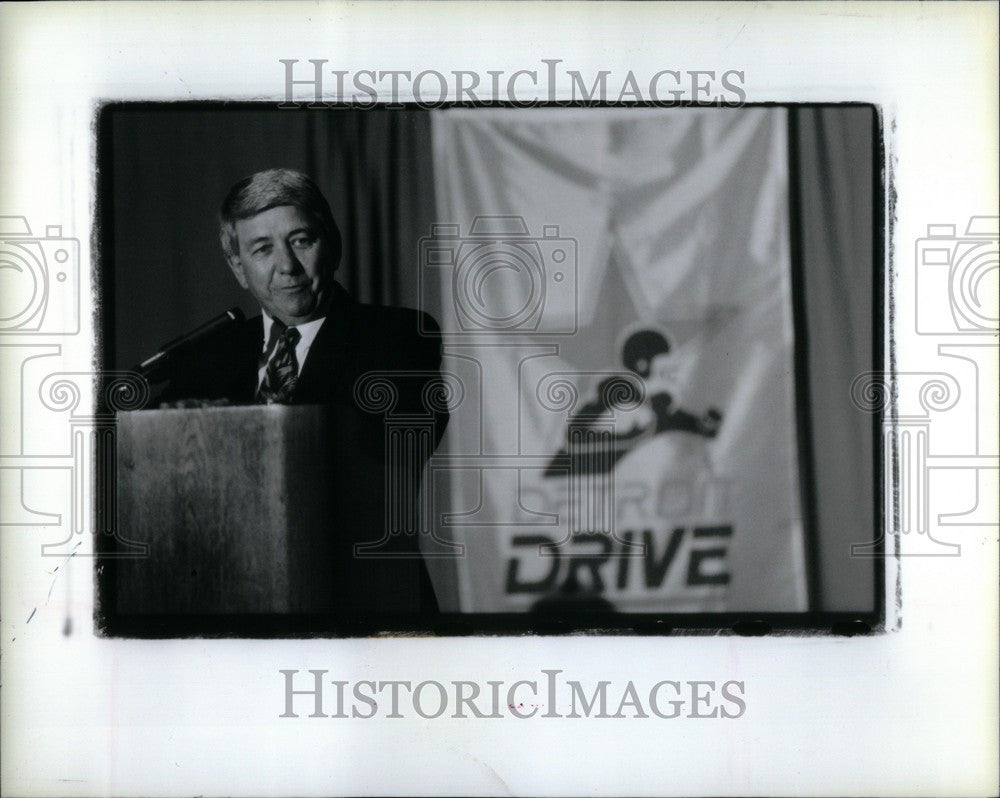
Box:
257, 311, 327, 390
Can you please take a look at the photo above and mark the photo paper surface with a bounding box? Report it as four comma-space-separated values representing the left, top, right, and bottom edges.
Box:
1, 2, 996, 796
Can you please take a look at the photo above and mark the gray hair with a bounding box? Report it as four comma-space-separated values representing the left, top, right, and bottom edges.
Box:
218, 168, 342, 265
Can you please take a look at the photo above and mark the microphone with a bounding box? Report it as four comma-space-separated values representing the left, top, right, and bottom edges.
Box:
133, 307, 245, 382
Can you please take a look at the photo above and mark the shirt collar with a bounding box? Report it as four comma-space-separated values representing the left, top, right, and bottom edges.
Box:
260, 311, 327, 354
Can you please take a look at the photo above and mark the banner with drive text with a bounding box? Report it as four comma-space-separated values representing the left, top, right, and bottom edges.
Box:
425, 107, 807, 612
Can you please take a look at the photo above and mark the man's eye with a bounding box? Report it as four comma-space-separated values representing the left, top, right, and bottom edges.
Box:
252, 245, 272, 256
291, 236, 314, 248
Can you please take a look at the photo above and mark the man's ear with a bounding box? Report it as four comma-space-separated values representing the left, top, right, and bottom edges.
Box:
227, 254, 249, 289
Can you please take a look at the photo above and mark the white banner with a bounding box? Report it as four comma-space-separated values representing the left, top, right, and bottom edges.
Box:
426, 107, 807, 613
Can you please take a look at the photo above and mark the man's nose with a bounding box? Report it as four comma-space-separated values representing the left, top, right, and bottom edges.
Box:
275, 242, 304, 274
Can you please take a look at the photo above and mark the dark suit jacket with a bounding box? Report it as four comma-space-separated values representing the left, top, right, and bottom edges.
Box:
155, 282, 448, 618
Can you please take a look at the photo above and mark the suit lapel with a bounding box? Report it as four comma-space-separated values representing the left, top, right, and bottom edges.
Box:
294, 282, 357, 404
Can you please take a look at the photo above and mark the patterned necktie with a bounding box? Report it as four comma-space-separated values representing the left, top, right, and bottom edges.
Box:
257, 320, 301, 405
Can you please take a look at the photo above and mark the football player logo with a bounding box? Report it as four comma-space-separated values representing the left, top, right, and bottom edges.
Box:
544, 328, 722, 476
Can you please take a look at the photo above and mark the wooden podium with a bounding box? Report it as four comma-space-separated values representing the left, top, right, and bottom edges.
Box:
114, 406, 345, 615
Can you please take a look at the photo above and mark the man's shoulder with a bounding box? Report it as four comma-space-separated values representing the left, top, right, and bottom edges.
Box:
350, 302, 442, 362
352, 301, 440, 337
339, 301, 442, 379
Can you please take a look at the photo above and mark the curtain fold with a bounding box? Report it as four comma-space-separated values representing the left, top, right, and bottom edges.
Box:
794, 106, 877, 612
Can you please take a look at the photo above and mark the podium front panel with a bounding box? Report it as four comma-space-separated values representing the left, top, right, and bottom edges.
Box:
114, 406, 339, 615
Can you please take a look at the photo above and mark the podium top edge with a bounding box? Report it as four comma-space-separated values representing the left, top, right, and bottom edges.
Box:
119, 405, 331, 416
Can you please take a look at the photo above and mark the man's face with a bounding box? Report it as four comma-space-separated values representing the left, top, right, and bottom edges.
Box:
227, 205, 336, 325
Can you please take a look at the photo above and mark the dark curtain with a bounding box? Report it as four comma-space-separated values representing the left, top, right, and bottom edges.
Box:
107, 106, 435, 371
794, 106, 878, 612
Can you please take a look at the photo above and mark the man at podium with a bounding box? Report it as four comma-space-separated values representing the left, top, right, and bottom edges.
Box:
157, 168, 446, 419
117, 169, 448, 627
